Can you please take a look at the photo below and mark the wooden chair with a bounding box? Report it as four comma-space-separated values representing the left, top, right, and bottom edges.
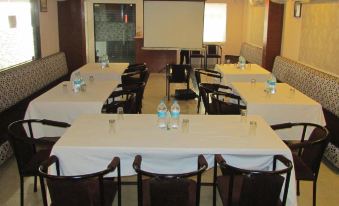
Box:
133, 154, 208, 206
102, 88, 137, 114
190, 50, 205, 68
210, 91, 246, 115
271, 123, 330, 206
205, 45, 222, 68
7, 119, 71, 206
213, 154, 293, 206
39, 155, 121, 206
166, 64, 191, 100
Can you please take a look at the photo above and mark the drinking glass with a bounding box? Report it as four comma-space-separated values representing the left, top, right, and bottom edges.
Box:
250, 79, 256, 87
89, 75, 94, 83
249, 120, 257, 136
182, 119, 189, 133
62, 82, 68, 92
109, 119, 116, 133
240, 109, 247, 122
80, 83, 87, 92
117, 107, 124, 120
289, 87, 296, 98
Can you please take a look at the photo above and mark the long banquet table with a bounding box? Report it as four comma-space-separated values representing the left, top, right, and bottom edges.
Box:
24, 80, 118, 137
215, 63, 271, 85
232, 82, 326, 140
70, 63, 129, 83
51, 114, 297, 206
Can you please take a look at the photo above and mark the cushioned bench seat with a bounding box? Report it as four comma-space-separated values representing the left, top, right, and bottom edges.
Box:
272, 56, 339, 168
0, 52, 69, 166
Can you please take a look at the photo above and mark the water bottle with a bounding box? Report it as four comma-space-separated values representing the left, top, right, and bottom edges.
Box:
170, 100, 180, 129
266, 74, 277, 94
72, 72, 82, 92
157, 100, 167, 128
238, 56, 246, 69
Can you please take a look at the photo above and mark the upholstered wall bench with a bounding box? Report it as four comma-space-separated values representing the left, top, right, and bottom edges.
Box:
225, 42, 263, 65
272, 56, 339, 168
0, 52, 69, 166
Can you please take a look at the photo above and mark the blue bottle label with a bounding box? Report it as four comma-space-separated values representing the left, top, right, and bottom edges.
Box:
157, 111, 166, 118
171, 111, 180, 118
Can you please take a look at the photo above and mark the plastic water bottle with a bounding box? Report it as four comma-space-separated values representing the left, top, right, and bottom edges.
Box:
238, 56, 246, 69
170, 100, 180, 129
157, 100, 167, 128
266, 74, 277, 94
72, 72, 82, 92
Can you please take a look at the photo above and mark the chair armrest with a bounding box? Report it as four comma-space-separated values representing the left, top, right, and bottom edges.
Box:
198, 155, 208, 170
274, 155, 293, 168
215, 154, 226, 165
133, 155, 142, 172
287, 141, 312, 150
107, 157, 120, 170
270, 123, 294, 130
39, 155, 59, 174
41, 119, 71, 128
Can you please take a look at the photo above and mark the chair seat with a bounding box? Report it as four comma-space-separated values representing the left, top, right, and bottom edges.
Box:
293, 154, 315, 180
23, 149, 51, 176
48, 178, 117, 206
142, 178, 197, 206
216, 176, 282, 206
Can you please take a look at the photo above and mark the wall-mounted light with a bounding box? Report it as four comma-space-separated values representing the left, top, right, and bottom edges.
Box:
294, 1, 302, 18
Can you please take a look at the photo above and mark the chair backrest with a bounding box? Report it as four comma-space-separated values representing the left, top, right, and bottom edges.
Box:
122, 82, 146, 113
194, 69, 222, 86
211, 92, 245, 115
103, 89, 137, 114
167, 64, 191, 83
216, 155, 293, 206
39, 155, 121, 206
7, 119, 70, 175
206, 45, 221, 55
133, 155, 208, 206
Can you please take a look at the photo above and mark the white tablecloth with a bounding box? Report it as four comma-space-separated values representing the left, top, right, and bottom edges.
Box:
232, 82, 326, 140
71, 63, 129, 83
51, 114, 297, 206
24, 81, 118, 137
215, 64, 271, 85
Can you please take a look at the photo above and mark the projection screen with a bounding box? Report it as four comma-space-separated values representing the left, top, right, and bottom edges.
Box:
143, 0, 205, 49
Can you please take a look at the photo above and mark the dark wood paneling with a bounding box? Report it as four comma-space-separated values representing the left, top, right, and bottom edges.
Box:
262, 0, 284, 71
135, 38, 177, 73
58, 0, 86, 73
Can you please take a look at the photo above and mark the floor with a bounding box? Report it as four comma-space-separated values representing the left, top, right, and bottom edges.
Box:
0, 73, 338, 206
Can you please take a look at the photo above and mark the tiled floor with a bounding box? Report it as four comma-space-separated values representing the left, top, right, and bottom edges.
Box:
0, 73, 338, 206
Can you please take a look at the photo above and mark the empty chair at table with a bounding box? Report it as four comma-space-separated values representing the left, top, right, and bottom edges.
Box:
166, 64, 191, 100
213, 154, 293, 206
271, 122, 330, 206
205, 45, 222, 68
210, 91, 246, 115
190, 50, 205, 68
133, 154, 208, 206
7, 119, 71, 206
194, 69, 222, 113
39, 155, 121, 206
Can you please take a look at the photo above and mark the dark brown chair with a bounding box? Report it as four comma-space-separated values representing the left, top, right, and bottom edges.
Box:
7, 119, 71, 206
133, 155, 208, 206
213, 154, 293, 206
190, 50, 205, 68
194, 69, 223, 113
166, 64, 191, 100
205, 45, 222, 68
39, 155, 121, 206
102, 88, 137, 114
211, 92, 246, 115
198, 83, 233, 114
271, 123, 330, 206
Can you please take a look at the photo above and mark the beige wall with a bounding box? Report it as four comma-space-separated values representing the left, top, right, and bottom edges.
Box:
39, 0, 59, 57
282, 1, 339, 76
243, 0, 265, 47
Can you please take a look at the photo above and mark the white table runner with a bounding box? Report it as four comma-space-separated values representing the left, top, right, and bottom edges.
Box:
24, 81, 118, 137
215, 63, 271, 85
232, 82, 326, 140
51, 114, 297, 206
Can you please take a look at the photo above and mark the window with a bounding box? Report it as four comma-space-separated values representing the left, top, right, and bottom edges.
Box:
0, 0, 40, 71
203, 3, 227, 44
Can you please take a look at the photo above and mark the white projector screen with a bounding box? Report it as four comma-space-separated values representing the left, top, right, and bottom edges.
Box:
143, 0, 205, 49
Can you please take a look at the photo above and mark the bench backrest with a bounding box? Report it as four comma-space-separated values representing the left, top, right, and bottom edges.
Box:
272, 56, 339, 117
240, 42, 263, 65
0, 52, 68, 113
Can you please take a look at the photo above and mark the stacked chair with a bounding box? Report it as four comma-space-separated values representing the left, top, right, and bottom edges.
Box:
103, 63, 149, 114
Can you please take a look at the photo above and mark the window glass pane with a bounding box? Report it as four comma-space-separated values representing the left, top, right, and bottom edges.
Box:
0, 0, 35, 70
203, 3, 227, 43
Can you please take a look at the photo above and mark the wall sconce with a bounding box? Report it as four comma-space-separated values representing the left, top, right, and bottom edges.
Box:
294, 1, 302, 18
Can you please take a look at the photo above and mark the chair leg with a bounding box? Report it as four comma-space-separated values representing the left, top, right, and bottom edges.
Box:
20, 176, 24, 206
40, 176, 48, 206
197, 95, 201, 113
313, 181, 317, 206
34, 175, 37, 192
297, 180, 300, 196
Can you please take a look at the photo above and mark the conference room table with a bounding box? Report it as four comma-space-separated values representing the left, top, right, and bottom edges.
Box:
70, 62, 129, 83
232, 82, 326, 140
215, 63, 271, 85
24, 80, 118, 137
51, 113, 297, 206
